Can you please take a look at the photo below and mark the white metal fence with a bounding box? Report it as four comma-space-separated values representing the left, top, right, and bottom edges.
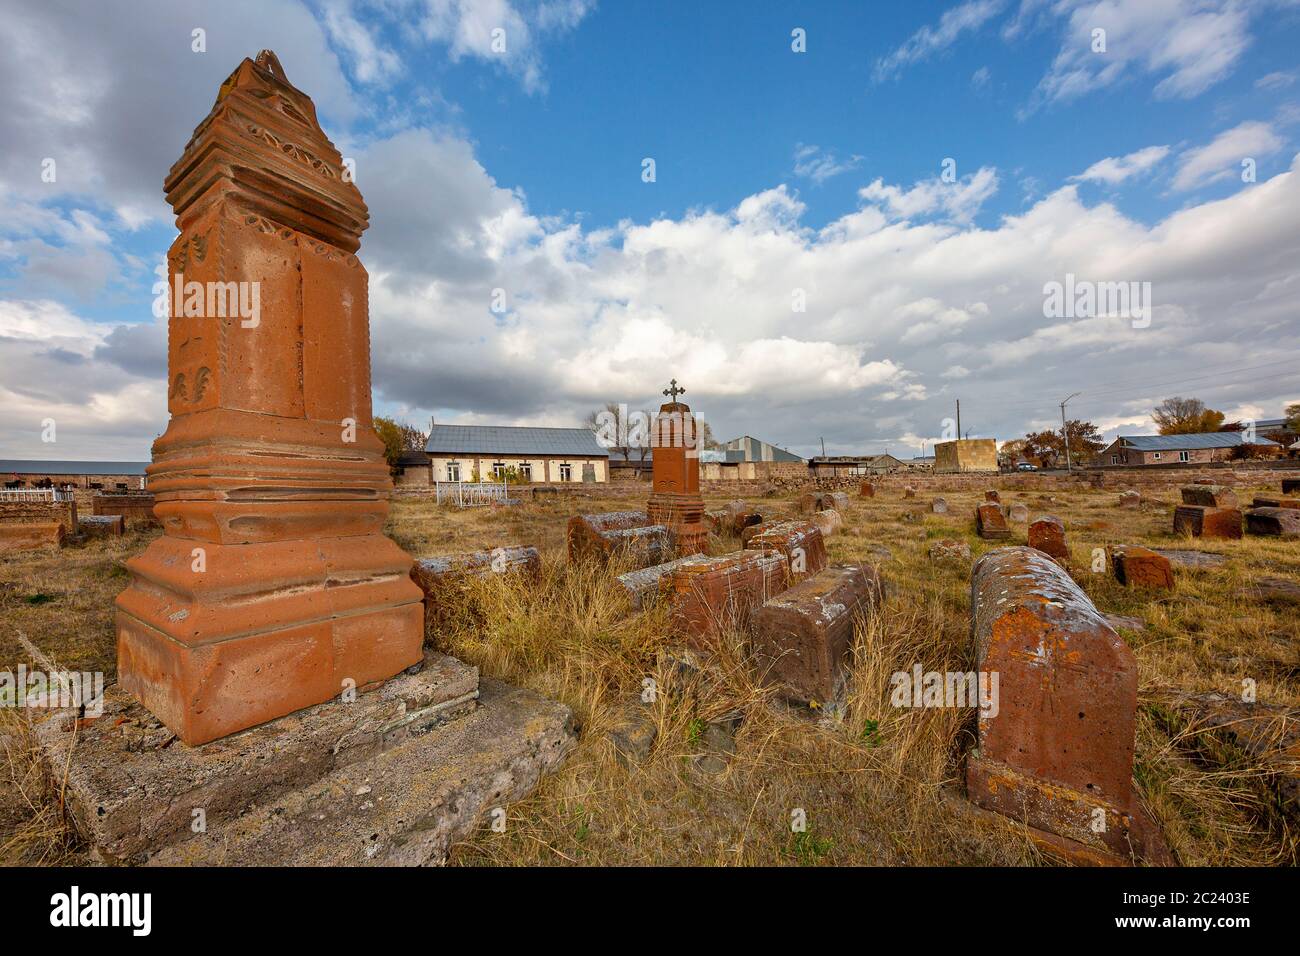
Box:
0, 488, 75, 502
434, 480, 509, 507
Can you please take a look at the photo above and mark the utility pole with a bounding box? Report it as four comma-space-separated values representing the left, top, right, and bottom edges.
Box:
955, 399, 961, 440
1060, 392, 1081, 472
819, 436, 825, 457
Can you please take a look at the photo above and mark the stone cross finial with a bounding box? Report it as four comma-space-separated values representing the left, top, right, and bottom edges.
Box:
663, 379, 685, 402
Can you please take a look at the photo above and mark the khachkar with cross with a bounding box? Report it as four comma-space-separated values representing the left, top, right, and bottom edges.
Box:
648, 378, 707, 555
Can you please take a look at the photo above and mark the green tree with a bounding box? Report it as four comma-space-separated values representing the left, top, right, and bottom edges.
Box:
1285, 402, 1300, 434
373, 417, 407, 476
1152, 397, 1225, 434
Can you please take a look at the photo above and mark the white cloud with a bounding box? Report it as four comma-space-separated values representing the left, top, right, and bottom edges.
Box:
1024, 0, 1255, 111
971, 66, 992, 89
1071, 145, 1170, 184
793, 144, 863, 184
1255, 70, 1297, 91
414, 0, 595, 93
874, 1, 1006, 83
859, 166, 1000, 224
1172, 120, 1285, 190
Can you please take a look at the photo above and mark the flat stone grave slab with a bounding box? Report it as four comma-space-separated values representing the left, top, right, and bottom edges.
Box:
35, 650, 479, 864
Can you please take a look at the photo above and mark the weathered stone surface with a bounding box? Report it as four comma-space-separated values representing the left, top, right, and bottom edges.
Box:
719, 500, 763, 535
1118, 490, 1141, 509
968, 547, 1161, 863
751, 564, 883, 704
1252, 496, 1300, 510
1246, 507, 1300, 537
809, 508, 842, 538
146, 678, 575, 866
647, 391, 707, 554
1028, 514, 1069, 561
0, 521, 65, 554
79, 514, 126, 538
928, 539, 971, 564
92, 492, 157, 527
745, 520, 827, 581
606, 702, 658, 768
114, 52, 424, 745
903, 486, 916, 499
694, 714, 741, 776
1108, 544, 1174, 589
1005, 502, 1029, 523
930, 497, 948, 514
1244, 576, 1300, 606
825, 492, 850, 512
1180, 485, 1238, 508
34, 649, 480, 864
567, 510, 650, 561
859, 481, 875, 498
615, 554, 700, 610
1153, 548, 1227, 569
662, 550, 789, 644
1104, 614, 1146, 632
984, 489, 1000, 503
411, 546, 541, 629
797, 492, 821, 514
975, 502, 1010, 539
1173, 505, 1242, 539
0, 496, 72, 553
1152, 690, 1299, 825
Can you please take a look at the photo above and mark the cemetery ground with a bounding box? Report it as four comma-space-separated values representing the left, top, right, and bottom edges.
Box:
1, 479, 1297, 867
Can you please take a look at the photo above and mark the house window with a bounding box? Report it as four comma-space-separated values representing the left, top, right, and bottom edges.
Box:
1111, 455, 1119, 465
492, 461, 507, 479
1178, 451, 1190, 462
518, 463, 532, 481
558, 463, 572, 481
446, 461, 461, 482
1153, 453, 1161, 461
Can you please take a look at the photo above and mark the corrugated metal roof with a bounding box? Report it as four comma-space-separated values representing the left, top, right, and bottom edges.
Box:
0, 460, 149, 475
720, 436, 805, 463
1119, 433, 1280, 451
425, 424, 608, 457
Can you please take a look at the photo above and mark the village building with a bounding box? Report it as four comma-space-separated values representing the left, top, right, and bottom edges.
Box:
1220, 417, 1298, 447
1093, 432, 1283, 466
414, 424, 610, 484
1, 460, 149, 491
934, 438, 999, 473
807, 454, 906, 477
608, 434, 805, 482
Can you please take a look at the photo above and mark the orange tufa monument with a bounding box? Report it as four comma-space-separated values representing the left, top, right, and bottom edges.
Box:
646, 379, 708, 556
115, 51, 424, 745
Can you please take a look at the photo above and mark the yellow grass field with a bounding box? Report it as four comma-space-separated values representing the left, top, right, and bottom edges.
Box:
2, 478, 1297, 866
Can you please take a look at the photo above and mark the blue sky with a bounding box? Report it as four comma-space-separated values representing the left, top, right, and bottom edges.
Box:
2, 0, 1299, 459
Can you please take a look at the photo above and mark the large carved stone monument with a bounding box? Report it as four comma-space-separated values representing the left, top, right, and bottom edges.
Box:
115, 51, 424, 745
646, 379, 708, 555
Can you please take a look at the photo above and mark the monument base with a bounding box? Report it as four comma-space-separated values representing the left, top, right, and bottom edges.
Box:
34, 649, 575, 865
115, 533, 425, 744
648, 491, 708, 555
966, 753, 1173, 865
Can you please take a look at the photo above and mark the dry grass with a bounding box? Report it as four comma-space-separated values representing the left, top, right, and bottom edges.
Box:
1, 478, 1296, 866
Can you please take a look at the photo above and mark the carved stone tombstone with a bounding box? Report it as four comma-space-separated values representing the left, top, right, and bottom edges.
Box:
647, 379, 707, 555
115, 51, 424, 745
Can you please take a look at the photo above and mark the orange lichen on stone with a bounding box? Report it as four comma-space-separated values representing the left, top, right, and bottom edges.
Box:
966, 546, 1168, 864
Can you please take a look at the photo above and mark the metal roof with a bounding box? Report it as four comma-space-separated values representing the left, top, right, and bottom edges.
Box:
0, 460, 150, 475
425, 424, 608, 457
1118, 433, 1280, 451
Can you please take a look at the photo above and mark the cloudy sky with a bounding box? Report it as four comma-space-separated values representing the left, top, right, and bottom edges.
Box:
1, 0, 1299, 461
